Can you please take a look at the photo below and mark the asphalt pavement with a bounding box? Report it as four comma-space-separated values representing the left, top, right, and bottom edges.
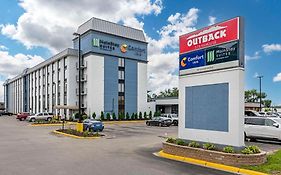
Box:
0, 115, 262, 175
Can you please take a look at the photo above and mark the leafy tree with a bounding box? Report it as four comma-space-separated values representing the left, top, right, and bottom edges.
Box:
263, 99, 272, 108
112, 112, 116, 121
149, 111, 152, 119
245, 89, 271, 107
131, 113, 135, 120
126, 112, 130, 120
106, 113, 111, 121
100, 111, 104, 121
92, 112, 96, 119
135, 113, 139, 120
139, 112, 142, 120
143, 112, 147, 120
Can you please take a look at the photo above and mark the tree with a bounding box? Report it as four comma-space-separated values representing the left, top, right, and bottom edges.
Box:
112, 112, 116, 120
100, 111, 104, 121
263, 100, 272, 108
106, 113, 111, 121
245, 89, 271, 107
92, 112, 96, 119
149, 111, 152, 119
139, 112, 142, 120
131, 113, 135, 120
143, 112, 147, 120
126, 112, 130, 120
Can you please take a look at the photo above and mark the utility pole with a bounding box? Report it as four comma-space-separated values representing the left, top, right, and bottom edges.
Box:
257, 75, 263, 112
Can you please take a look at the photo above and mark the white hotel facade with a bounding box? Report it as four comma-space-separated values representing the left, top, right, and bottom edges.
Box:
3, 17, 148, 118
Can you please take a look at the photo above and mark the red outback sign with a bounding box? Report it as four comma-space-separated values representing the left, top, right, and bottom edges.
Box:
180, 17, 239, 54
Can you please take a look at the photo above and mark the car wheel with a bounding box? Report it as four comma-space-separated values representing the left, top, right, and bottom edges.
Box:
31, 118, 35, 122
244, 132, 247, 141
173, 121, 178, 126
20, 118, 24, 121
146, 122, 150, 126
47, 117, 52, 122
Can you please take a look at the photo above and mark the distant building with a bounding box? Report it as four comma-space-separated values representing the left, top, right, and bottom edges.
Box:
245, 102, 264, 111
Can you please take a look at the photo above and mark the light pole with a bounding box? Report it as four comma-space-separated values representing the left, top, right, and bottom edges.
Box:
257, 75, 263, 112
73, 32, 82, 123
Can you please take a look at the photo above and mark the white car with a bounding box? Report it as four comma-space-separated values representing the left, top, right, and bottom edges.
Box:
27, 112, 54, 122
244, 117, 281, 141
245, 110, 262, 117
161, 114, 178, 125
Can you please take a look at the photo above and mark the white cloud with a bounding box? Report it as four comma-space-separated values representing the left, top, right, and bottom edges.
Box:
0, 51, 44, 78
208, 16, 216, 26
273, 72, 281, 82
0, 0, 163, 54
262, 44, 281, 53
0, 45, 8, 50
147, 8, 199, 93
245, 51, 260, 61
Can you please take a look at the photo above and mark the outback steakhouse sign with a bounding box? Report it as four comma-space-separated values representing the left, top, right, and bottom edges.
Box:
180, 17, 239, 54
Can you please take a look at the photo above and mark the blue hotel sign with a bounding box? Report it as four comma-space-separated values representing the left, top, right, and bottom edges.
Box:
179, 41, 239, 72
179, 50, 205, 70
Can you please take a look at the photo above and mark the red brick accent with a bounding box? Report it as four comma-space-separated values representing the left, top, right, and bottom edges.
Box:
163, 142, 267, 166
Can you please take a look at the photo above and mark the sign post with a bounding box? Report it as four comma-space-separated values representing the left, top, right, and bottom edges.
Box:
178, 17, 244, 147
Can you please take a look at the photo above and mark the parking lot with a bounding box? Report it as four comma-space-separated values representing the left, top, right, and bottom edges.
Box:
0, 115, 280, 175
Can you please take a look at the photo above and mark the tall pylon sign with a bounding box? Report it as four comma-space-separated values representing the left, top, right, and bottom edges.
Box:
178, 17, 245, 147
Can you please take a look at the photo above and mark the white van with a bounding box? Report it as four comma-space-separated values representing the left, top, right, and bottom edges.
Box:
244, 117, 281, 141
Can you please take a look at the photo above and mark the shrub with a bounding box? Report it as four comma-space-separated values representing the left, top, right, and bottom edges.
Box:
131, 113, 135, 120
92, 112, 96, 119
119, 112, 125, 120
223, 146, 234, 153
166, 137, 176, 144
176, 139, 186, 146
100, 112, 104, 121
149, 111, 152, 119
203, 143, 216, 150
135, 113, 139, 120
139, 112, 142, 120
143, 112, 147, 120
126, 112, 130, 120
188, 141, 200, 148
112, 112, 116, 121
82, 114, 88, 120
74, 112, 80, 119
154, 111, 161, 117
248, 145, 261, 154
106, 113, 111, 121
241, 147, 253, 154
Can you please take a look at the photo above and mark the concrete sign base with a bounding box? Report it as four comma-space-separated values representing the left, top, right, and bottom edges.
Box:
178, 67, 245, 147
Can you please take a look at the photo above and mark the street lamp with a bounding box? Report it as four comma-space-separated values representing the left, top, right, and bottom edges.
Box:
256, 75, 263, 112
73, 32, 82, 123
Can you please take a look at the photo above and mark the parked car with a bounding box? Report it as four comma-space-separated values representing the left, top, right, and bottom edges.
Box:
245, 110, 262, 117
146, 117, 173, 127
244, 117, 281, 141
83, 119, 104, 132
0, 111, 13, 116
16, 112, 32, 121
161, 114, 178, 125
27, 112, 54, 122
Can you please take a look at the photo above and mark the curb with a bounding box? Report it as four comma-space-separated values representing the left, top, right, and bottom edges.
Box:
52, 130, 100, 139
155, 150, 268, 175
30, 122, 77, 127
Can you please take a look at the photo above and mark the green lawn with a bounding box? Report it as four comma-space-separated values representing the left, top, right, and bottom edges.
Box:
242, 150, 281, 175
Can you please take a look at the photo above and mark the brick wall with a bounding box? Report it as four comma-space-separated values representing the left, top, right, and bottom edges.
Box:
163, 142, 267, 166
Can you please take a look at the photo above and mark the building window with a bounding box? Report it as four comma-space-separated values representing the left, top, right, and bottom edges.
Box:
118, 58, 125, 114
118, 70, 124, 80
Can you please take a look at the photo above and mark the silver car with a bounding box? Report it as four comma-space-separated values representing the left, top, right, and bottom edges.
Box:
27, 112, 54, 122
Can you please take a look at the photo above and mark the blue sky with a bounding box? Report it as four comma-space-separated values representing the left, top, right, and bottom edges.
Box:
0, 0, 280, 105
